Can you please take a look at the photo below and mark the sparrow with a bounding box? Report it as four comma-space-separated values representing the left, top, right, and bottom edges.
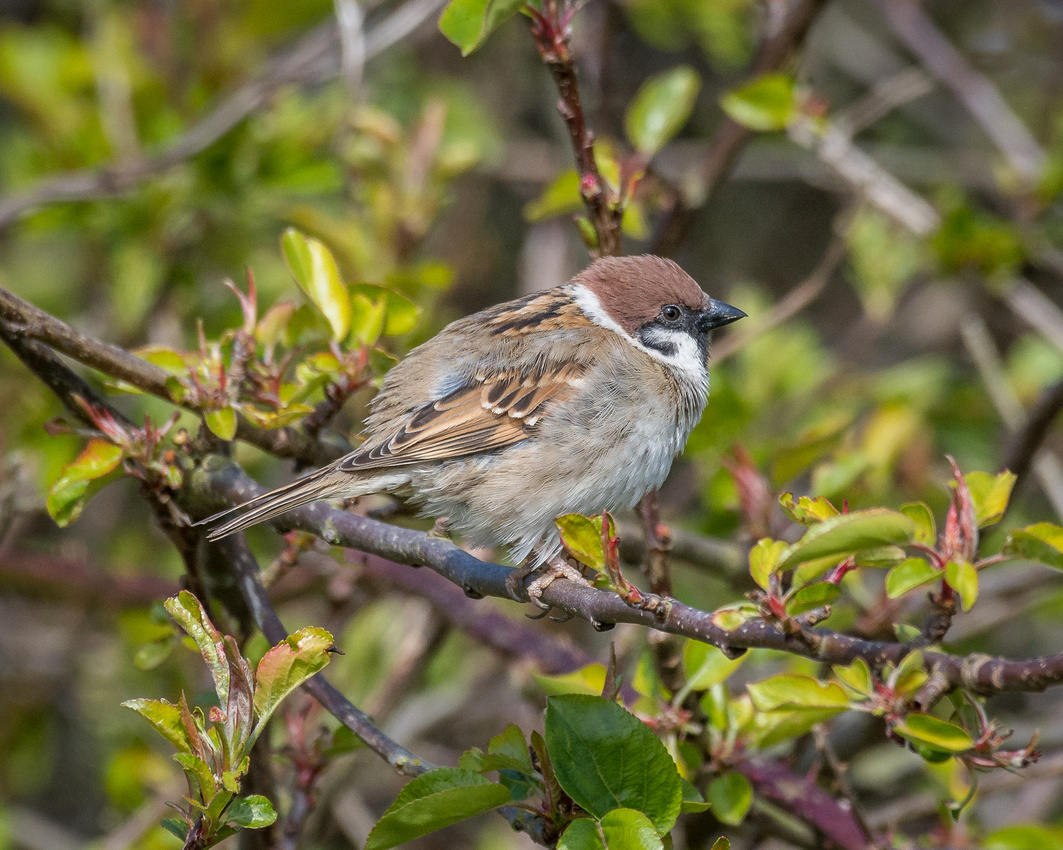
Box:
200, 255, 744, 600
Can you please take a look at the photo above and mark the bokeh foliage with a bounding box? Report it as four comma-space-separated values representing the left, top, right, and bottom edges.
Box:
3, 0, 1063, 848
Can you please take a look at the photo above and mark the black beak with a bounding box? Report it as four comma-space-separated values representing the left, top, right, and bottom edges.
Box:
698, 299, 746, 332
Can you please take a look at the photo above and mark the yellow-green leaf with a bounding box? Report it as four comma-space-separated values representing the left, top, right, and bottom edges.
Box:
900, 502, 937, 545
895, 713, 972, 754
777, 509, 915, 572
1004, 522, 1063, 569
281, 228, 351, 342
749, 537, 787, 589
47, 439, 124, 526
945, 560, 978, 611
204, 407, 237, 441
747, 674, 850, 711
349, 292, 387, 347
964, 470, 1015, 528
625, 65, 701, 156
720, 73, 796, 131
524, 169, 582, 222
555, 514, 611, 571
438, 0, 524, 55
885, 558, 939, 598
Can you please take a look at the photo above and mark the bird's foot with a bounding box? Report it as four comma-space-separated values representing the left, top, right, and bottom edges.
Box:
506, 555, 590, 609
427, 517, 453, 540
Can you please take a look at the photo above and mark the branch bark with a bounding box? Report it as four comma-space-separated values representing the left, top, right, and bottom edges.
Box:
186, 456, 1063, 697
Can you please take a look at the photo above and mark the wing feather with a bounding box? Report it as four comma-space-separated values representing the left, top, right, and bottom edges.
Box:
338, 361, 584, 472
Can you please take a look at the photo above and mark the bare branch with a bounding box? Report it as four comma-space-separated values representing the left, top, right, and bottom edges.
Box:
651, 0, 831, 256
873, 0, 1045, 181
188, 456, 1063, 696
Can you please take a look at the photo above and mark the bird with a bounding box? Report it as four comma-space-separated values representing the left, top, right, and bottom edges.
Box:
199, 254, 744, 602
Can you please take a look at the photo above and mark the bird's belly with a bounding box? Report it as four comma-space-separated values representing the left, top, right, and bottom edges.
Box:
405, 406, 684, 564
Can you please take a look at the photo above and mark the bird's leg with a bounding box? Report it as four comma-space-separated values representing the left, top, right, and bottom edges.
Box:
506, 552, 591, 609
428, 516, 453, 540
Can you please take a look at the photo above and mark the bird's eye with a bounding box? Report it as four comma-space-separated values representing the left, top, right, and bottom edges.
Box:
661, 305, 682, 322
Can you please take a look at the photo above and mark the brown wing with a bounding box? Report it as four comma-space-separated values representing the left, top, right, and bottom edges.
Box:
338, 361, 585, 472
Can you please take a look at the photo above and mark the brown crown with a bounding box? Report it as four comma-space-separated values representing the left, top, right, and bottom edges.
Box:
573, 255, 708, 336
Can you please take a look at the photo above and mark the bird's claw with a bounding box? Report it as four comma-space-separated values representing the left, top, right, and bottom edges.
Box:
507, 555, 590, 612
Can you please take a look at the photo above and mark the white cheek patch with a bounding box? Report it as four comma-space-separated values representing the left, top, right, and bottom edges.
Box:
573, 285, 707, 384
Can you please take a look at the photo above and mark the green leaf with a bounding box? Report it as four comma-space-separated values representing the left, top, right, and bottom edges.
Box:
885, 557, 940, 598
601, 808, 665, 848
707, 773, 752, 826
533, 664, 607, 697
680, 779, 710, 814
121, 698, 195, 754
1004, 522, 1063, 569
556, 514, 610, 570
558, 819, 605, 850
46, 439, 123, 526
524, 169, 582, 222
945, 560, 979, 611
777, 509, 915, 571
351, 283, 422, 337
204, 407, 237, 441
438, 0, 524, 55
625, 66, 701, 156
252, 627, 334, 736
558, 809, 665, 850
349, 292, 387, 346
281, 228, 351, 341
683, 641, 746, 692
964, 470, 1016, 528
720, 73, 796, 131
712, 839, 731, 850
164, 591, 230, 706
900, 502, 937, 545
894, 713, 972, 754
226, 795, 278, 829
748, 538, 787, 589
545, 694, 682, 835
488, 724, 533, 773
747, 675, 850, 711
779, 492, 840, 525
832, 658, 873, 697
785, 582, 840, 616
364, 768, 511, 850
161, 818, 189, 841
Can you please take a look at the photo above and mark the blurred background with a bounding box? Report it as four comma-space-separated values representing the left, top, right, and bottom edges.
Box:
1, 0, 1063, 847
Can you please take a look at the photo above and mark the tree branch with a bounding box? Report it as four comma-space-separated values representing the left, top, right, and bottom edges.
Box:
0, 286, 351, 467
873, 0, 1045, 182
186, 456, 1063, 696
651, 0, 831, 256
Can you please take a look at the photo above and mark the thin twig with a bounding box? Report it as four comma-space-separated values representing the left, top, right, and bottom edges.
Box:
651, 0, 831, 256
216, 535, 431, 776
873, 0, 1045, 181
711, 223, 850, 363
960, 314, 1063, 518
1004, 377, 1063, 499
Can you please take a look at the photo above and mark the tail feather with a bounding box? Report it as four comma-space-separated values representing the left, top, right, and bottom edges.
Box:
198, 466, 341, 541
